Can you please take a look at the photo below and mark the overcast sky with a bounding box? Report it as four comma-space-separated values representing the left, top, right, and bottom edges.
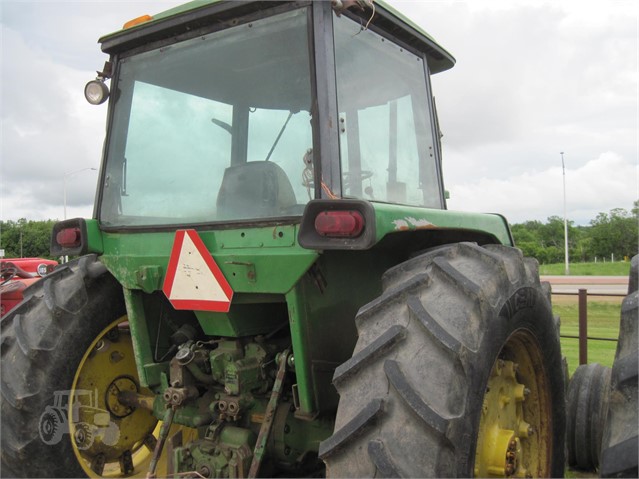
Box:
1, 0, 637, 225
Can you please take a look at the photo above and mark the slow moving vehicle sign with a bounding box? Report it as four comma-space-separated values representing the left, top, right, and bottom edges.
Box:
163, 229, 233, 312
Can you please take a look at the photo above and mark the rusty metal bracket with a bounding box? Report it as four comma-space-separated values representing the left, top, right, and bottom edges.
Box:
146, 407, 176, 479
248, 350, 289, 478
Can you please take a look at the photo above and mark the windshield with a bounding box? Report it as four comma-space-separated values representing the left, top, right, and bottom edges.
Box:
99, 9, 312, 227
334, 15, 442, 208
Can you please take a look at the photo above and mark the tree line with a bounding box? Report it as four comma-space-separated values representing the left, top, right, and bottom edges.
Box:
1, 203, 637, 264
0, 219, 58, 260
510, 202, 638, 264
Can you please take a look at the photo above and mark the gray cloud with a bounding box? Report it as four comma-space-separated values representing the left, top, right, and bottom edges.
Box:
395, 1, 637, 224
1, 1, 637, 226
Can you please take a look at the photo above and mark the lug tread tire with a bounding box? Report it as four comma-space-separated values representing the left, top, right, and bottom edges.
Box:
318, 398, 385, 458
1, 255, 125, 478
333, 325, 406, 386
566, 363, 611, 471
367, 439, 402, 478
600, 255, 639, 478
383, 359, 457, 440
321, 242, 565, 477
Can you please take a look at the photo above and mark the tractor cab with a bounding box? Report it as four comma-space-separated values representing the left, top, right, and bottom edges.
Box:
91, 1, 453, 228
3, 2, 571, 478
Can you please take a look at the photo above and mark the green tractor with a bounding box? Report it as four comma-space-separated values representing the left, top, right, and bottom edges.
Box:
1, 1, 566, 477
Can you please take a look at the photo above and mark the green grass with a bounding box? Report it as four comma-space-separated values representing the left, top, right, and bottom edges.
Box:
555, 299, 622, 376
540, 261, 631, 276
565, 467, 598, 478
540, 261, 632, 276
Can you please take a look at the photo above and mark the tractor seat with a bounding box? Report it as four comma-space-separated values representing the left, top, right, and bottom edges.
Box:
216, 161, 297, 220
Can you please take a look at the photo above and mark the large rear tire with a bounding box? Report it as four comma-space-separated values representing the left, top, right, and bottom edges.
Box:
319, 242, 566, 477
0, 255, 160, 478
600, 255, 638, 478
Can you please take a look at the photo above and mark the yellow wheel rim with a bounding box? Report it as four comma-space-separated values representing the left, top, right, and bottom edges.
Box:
474, 330, 552, 478
69, 317, 196, 477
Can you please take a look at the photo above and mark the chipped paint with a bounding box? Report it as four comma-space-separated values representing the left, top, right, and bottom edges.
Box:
392, 217, 436, 231
392, 219, 410, 231
406, 217, 434, 228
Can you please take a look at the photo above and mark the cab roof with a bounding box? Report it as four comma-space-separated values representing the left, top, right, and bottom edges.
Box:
99, 0, 455, 74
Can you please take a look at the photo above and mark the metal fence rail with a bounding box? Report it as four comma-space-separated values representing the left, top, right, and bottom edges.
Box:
555, 288, 625, 365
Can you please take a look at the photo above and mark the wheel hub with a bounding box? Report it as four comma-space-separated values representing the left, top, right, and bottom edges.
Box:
71, 320, 159, 477
475, 359, 534, 478
105, 376, 138, 418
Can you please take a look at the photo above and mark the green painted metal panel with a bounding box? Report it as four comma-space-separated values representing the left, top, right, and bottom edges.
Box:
282, 248, 398, 416
99, 225, 318, 295
85, 219, 104, 254
122, 287, 155, 388
371, 202, 513, 246
194, 298, 287, 337
284, 286, 316, 416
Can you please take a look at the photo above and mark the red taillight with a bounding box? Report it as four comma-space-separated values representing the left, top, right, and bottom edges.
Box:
56, 227, 82, 248
314, 210, 364, 238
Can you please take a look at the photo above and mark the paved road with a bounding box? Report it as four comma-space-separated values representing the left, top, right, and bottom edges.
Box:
541, 276, 629, 295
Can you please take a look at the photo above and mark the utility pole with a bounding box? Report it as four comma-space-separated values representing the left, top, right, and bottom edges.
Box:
561, 152, 570, 275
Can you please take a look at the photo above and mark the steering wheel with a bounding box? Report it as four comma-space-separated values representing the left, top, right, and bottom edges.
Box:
302, 170, 373, 187
300, 149, 373, 191
342, 170, 374, 189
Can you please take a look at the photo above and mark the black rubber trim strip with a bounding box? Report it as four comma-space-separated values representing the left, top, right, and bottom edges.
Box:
318, 398, 384, 459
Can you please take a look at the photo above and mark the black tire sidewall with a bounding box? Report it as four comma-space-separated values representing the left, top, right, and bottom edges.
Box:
324, 244, 566, 478
36, 284, 125, 477
1, 256, 126, 478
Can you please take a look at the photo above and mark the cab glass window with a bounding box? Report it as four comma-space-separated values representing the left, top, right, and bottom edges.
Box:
334, 16, 442, 208
99, 8, 312, 227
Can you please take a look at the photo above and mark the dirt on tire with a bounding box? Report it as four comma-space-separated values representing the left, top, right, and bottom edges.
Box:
566, 362, 611, 471
320, 242, 566, 477
0, 255, 126, 478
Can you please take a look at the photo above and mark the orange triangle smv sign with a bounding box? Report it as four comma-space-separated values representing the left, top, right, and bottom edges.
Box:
162, 230, 233, 312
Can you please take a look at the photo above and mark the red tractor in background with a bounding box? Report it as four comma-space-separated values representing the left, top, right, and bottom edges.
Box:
0, 258, 58, 317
